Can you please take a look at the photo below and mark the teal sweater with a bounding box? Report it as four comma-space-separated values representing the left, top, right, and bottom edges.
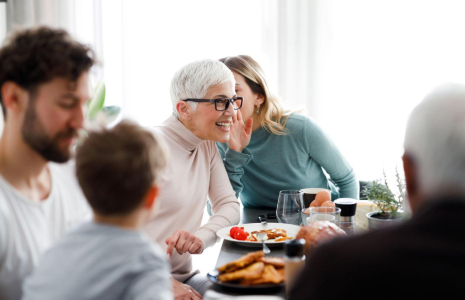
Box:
217, 114, 359, 208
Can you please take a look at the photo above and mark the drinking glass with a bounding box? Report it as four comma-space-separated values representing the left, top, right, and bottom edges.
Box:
276, 190, 304, 225
308, 207, 341, 226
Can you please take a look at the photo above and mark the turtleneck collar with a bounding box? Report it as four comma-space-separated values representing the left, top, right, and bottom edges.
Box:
161, 115, 204, 151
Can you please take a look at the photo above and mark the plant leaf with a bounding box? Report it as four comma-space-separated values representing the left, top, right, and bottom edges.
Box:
88, 81, 106, 119
101, 106, 121, 125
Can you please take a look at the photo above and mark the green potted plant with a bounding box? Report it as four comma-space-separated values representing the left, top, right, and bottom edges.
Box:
77, 81, 121, 145
364, 168, 405, 230
87, 81, 120, 125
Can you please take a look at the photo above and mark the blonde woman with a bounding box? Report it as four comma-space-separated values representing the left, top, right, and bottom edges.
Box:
217, 55, 359, 208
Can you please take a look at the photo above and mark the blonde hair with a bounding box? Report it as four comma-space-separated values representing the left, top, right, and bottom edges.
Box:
220, 55, 293, 135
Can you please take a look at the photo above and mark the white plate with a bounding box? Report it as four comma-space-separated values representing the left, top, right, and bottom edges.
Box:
216, 223, 300, 247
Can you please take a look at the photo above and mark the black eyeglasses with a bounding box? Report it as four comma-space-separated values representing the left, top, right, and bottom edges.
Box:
183, 97, 243, 111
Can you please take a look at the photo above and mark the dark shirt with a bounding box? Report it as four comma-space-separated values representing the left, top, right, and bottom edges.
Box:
288, 197, 465, 299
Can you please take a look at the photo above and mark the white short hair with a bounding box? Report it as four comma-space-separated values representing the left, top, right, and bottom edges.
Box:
404, 82, 465, 196
170, 59, 235, 117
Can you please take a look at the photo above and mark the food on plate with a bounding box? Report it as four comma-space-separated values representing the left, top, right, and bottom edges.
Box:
259, 257, 285, 268
240, 264, 282, 285
274, 236, 293, 242
218, 262, 265, 282
295, 221, 346, 253
251, 229, 287, 240
216, 251, 285, 285
228, 227, 291, 242
218, 251, 264, 274
230, 227, 248, 240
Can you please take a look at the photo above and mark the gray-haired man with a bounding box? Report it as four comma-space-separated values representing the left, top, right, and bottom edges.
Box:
289, 83, 465, 299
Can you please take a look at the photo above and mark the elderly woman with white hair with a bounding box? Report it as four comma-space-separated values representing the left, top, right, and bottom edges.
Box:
144, 59, 240, 299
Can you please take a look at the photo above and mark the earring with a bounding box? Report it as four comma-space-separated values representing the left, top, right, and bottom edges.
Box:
256, 104, 260, 114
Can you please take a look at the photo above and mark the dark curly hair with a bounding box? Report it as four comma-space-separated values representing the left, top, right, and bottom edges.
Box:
0, 26, 95, 118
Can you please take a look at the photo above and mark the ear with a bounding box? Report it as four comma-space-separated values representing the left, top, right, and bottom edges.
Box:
143, 186, 159, 210
176, 101, 192, 120
255, 94, 265, 106
1, 81, 29, 115
402, 152, 421, 214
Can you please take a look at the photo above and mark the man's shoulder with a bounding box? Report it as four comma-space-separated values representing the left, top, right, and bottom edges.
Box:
311, 210, 462, 268
311, 223, 412, 265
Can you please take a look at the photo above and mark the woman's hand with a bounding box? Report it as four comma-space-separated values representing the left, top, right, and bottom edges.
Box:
228, 109, 253, 153
166, 230, 204, 258
172, 278, 202, 300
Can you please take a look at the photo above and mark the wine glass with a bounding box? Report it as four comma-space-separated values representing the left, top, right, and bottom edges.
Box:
276, 190, 304, 225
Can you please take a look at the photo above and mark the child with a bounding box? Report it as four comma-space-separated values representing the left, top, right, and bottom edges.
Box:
22, 121, 172, 300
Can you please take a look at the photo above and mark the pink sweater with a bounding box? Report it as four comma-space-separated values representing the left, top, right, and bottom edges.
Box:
145, 116, 240, 281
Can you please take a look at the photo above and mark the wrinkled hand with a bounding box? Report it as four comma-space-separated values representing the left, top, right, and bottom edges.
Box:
172, 278, 202, 300
228, 109, 253, 153
166, 230, 204, 258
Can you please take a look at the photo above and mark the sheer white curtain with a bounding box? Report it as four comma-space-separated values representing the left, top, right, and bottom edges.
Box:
0, 3, 5, 136
99, 0, 266, 126
4, 0, 105, 86
5, 0, 76, 32
264, 0, 465, 182
261, 0, 319, 114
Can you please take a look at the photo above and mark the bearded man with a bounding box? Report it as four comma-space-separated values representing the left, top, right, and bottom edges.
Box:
0, 27, 94, 300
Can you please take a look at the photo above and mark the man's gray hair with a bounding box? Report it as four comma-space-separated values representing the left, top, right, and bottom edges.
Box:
404, 82, 465, 197
170, 59, 235, 117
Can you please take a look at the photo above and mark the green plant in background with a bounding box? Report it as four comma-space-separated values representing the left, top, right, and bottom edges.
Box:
364, 167, 405, 219
77, 81, 121, 146
86, 81, 121, 125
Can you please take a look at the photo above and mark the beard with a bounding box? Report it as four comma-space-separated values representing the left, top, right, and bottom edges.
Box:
21, 103, 77, 163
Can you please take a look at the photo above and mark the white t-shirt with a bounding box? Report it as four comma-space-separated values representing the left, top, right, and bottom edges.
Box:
0, 162, 90, 300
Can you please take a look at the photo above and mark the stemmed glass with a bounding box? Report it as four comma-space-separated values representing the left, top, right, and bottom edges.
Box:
276, 190, 304, 225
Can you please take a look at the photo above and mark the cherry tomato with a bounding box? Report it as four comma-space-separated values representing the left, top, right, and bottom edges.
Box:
230, 227, 239, 237
234, 228, 248, 240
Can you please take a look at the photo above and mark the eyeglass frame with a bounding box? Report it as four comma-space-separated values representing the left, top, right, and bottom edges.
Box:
182, 96, 244, 111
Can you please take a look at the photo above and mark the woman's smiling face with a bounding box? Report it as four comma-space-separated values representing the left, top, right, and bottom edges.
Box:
182, 81, 237, 143
232, 71, 264, 123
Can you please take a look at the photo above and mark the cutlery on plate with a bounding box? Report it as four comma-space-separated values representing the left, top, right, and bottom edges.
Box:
258, 214, 267, 224
256, 232, 271, 254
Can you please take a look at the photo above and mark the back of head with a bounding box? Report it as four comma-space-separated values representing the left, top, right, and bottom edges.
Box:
220, 55, 290, 135
404, 82, 465, 197
170, 59, 234, 117
0, 26, 94, 118
76, 121, 168, 216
